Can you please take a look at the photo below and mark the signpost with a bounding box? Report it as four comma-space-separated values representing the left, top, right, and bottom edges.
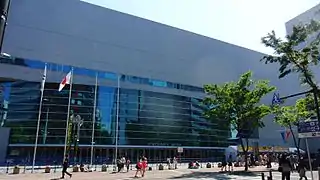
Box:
298, 120, 319, 180
298, 120, 320, 138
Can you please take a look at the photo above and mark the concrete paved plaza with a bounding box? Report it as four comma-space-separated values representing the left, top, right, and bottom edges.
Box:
0, 166, 317, 180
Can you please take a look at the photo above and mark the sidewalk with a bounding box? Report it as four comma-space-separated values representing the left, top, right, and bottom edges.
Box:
0, 165, 280, 180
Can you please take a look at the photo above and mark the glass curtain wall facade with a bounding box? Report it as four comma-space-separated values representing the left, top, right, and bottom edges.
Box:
0, 56, 230, 165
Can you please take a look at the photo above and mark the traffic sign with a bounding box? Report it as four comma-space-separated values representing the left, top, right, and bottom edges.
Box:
298, 120, 320, 138
272, 93, 281, 105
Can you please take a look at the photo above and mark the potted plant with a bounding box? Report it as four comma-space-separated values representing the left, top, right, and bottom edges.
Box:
101, 164, 107, 172
44, 165, 50, 173
13, 165, 20, 174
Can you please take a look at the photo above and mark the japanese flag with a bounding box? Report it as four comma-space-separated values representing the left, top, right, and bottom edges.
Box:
58, 71, 72, 91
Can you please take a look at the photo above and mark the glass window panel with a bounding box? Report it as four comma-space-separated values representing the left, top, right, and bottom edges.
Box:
176, 84, 181, 89
0, 57, 27, 66
97, 71, 117, 80
0, 56, 205, 93
74, 67, 96, 77
48, 63, 61, 72
139, 77, 149, 85
167, 82, 175, 88
126, 76, 140, 84
3, 79, 229, 149
120, 75, 126, 81
62, 65, 72, 73
24, 59, 45, 69
149, 79, 167, 87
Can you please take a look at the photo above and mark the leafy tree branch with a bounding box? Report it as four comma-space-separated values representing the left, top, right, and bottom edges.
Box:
203, 71, 275, 171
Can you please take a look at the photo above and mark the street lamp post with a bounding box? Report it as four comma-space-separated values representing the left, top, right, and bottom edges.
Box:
41, 99, 50, 144
42, 107, 49, 144
70, 114, 83, 164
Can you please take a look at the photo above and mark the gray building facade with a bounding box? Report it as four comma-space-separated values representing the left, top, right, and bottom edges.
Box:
0, 0, 304, 164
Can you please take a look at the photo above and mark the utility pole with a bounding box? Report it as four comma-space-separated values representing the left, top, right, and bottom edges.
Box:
0, 0, 10, 53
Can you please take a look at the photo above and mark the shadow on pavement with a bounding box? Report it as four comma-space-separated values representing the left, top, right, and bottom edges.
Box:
168, 171, 258, 179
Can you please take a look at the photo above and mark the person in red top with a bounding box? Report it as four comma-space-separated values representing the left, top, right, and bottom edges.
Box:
134, 159, 143, 178
141, 157, 148, 177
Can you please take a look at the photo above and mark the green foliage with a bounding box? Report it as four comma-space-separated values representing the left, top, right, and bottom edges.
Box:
261, 20, 320, 88
203, 71, 276, 137
273, 96, 316, 127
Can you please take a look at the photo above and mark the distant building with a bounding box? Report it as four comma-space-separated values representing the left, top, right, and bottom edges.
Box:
285, 2, 320, 153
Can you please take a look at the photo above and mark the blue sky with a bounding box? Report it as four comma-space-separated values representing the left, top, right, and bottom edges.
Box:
83, 0, 319, 54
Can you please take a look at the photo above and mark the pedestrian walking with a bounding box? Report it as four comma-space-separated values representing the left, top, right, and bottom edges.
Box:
297, 157, 308, 180
173, 157, 178, 169
61, 156, 72, 179
141, 157, 148, 177
117, 157, 126, 173
266, 154, 272, 168
134, 158, 143, 178
126, 158, 131, 172
279, 154, 292, 180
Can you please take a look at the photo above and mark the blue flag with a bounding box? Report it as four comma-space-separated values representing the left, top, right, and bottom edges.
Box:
280, 130, 291, 143
272, 93, 281, 105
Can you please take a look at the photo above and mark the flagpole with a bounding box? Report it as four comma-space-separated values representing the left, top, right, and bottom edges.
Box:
114, 74, 120, 169
32, 64, 47, 173
90, 73, 98, 167
63, 68, 73, 159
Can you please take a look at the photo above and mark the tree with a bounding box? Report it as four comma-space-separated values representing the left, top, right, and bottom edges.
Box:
261, 20, 320, 121
203, 71, 275, 171
272, 96, 314, 159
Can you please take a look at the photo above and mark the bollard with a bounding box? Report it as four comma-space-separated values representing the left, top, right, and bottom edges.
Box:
318, 167, 320, 180
268, 170, 272, 180
23, 164, 26, 174
261, 172, 265, 180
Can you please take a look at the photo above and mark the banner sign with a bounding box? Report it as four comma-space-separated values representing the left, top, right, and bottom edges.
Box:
298, 120, 320, 138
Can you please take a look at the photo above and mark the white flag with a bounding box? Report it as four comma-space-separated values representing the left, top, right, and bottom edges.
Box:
58, 71, 72, 91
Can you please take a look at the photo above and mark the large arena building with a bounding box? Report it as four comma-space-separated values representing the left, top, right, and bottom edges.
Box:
0, 0, 302, 165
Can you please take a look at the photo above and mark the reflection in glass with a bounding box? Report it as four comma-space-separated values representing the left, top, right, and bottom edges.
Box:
0, 56, 230, 164
0, 56, 204, 93
1, 79, 230, 147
